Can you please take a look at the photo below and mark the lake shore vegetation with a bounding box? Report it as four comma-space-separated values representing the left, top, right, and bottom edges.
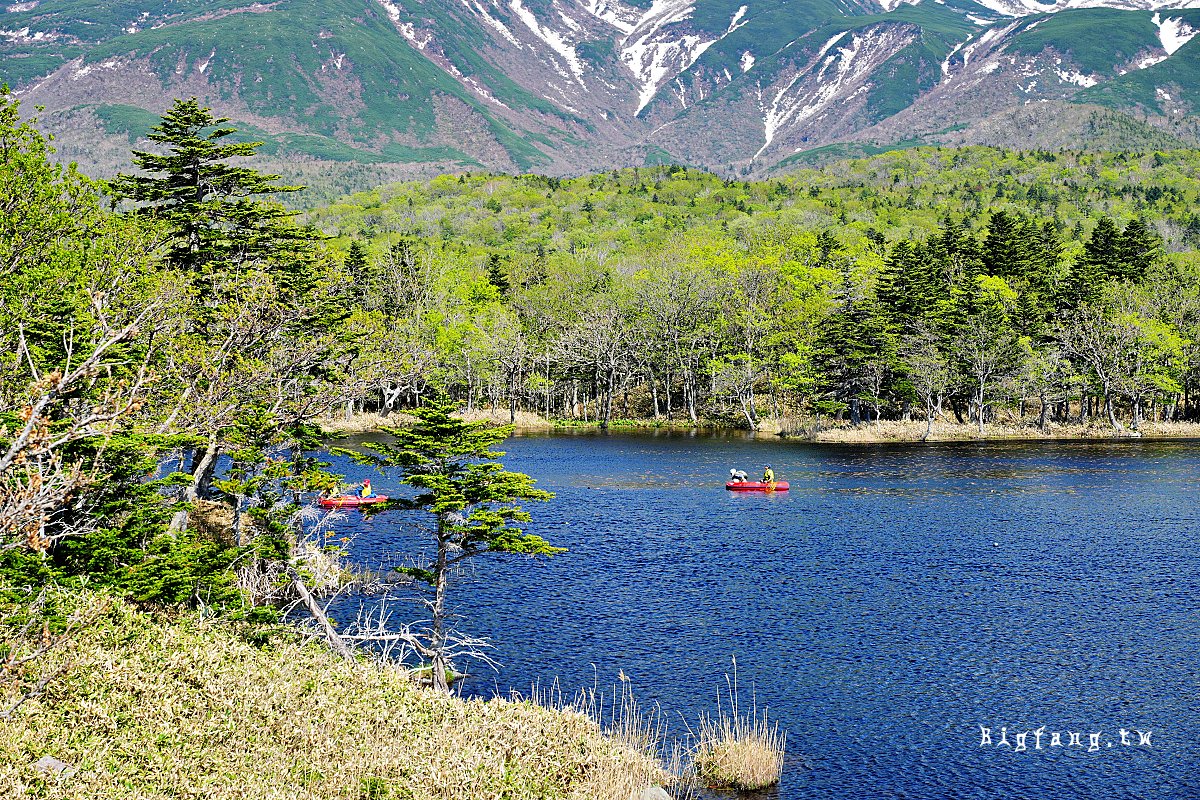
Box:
305, 149, 1200, 440
8, 88, 1200, 792
1, 589, 671, 799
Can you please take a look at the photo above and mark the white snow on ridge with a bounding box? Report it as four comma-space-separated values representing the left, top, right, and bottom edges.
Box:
740, 49, 755, 72
1153, 12, 1197, 55
727, 4, 748, 33
756, 26, 913, 160
376, 0, 401, 23
1055, 66, 1096, 85
470, 0, 521, 46
1, 25, 56, 42
6, 2, 37, 11
941, 35, 969, 78
510, 0, 585, 81
620, 0, 707, 113
875, 0, 920, 12
579, 0, 637, 34
71, 58, 120, 79
960, 0, 1200, 19
197, 48, 216, 74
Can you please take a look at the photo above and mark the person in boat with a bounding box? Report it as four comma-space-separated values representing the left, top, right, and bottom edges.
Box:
360, 479, 375, 499
763, 465, 775, 483
729, 468, 749, 483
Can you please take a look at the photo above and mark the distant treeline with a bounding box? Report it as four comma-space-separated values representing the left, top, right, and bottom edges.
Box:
312, 157, 1200, 432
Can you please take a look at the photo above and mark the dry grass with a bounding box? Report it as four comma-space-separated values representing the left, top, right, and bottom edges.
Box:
315, 409, 556, 434
520, 676, 681, 800
779, 418, 1200, 444
456, 409, 555, 431
688, 667, 785, 792
0, 593, 668, 800
314, 411, 416, 435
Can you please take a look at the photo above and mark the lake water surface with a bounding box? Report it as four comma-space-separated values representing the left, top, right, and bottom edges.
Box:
323, 431, 1200, 799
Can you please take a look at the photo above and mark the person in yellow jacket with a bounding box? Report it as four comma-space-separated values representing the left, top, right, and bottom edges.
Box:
360, 479, 375, 498
762, 465, 775, 484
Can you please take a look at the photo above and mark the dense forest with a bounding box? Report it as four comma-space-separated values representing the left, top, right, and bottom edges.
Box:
5, 88, 1200, 607
308, 148, 1200, 434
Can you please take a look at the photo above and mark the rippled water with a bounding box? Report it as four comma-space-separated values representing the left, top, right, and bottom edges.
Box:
323, 431, 1200, 799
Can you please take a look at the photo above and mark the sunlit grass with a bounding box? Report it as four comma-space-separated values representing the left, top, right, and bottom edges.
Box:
688, 661, 786, 791
1, 591, 669, 799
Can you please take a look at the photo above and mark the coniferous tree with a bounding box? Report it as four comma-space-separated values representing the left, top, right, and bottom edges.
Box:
486, 253, 510, 297
345, 240, 369, 284
111, 97, 307, 277
341, 397, 558, 692
1117, 218, 1161, 281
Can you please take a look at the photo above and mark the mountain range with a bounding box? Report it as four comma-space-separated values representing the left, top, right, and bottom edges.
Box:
4, 0, 1200, 178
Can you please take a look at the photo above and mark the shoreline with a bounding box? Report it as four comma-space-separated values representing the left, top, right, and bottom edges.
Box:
316, 412, 1200, 444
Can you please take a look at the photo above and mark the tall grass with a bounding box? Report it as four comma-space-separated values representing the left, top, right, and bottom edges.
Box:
689, 661, 786, 791
516, 674, 678, 799
0, 593, 671, 800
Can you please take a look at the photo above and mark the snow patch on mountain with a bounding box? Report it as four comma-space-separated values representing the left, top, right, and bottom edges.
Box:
727, 4, 749, 32
71, 58, 121, 79
741, 50, 755, 71
941, 36, 969, 78
1153, 12, 1197, 55
876, 0, 921, 12
197, 48, 216, 74
5, 2, 37, 11
510, 0, 585, 81
1, 25, 61, 41
469, 0, 521, 46
1055, 66, 1096, 85
755, 26, 914, 159
579, 0, 637, 34
620, 0, 750, 114
958, 0, 1200, 19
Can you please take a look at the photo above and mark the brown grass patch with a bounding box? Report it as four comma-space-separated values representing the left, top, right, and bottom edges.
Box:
0, 593, 667, 799
779, 418, 1200, 443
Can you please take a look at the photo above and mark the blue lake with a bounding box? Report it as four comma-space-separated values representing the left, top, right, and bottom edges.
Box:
322, 431, 1200, 799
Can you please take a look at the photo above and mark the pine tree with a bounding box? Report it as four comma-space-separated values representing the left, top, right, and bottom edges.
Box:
981, 210, 1030, 280
111, 97, 308, 277
341, 397, 558, 691
1117, 218, 1161, 282
486, 253, 510, 297
1064, 216, 1119, 308
345, 240, 369, 284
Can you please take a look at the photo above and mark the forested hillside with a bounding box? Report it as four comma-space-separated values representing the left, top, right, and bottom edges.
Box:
307, 148, 1200, 433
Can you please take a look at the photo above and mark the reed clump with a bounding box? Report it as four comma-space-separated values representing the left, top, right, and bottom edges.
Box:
689, 665, 786, 791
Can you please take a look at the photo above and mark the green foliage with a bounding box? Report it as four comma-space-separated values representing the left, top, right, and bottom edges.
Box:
1005, 10, 1158, 75
344, 396, 557, 564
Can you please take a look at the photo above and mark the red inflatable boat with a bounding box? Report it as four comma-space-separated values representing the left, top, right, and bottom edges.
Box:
725, 481, 789, 492
318, 494, 390, 508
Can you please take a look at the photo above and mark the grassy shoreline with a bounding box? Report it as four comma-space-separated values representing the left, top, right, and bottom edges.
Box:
318, 411, 1200, 444
1, 592, 670, 799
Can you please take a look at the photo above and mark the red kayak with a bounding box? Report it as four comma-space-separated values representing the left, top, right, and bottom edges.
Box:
318, 494, 390, 508
726, 481, 789, 491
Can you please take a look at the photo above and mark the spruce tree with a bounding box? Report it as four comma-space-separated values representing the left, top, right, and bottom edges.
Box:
341, 397, 558, 692
111, 97, 307, 277
1117, 218, 1161, 282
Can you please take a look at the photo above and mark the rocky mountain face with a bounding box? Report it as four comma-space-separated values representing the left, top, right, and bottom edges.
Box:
3, 0, 1200, 177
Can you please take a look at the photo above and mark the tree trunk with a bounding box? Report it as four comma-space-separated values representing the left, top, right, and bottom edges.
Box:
169, 433, 219, 533
1104, 392, 1122, 431
430, 523, 451, 693
976, 379, 986, 436
923, 399, 933, 442
289, 567, 355, 662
